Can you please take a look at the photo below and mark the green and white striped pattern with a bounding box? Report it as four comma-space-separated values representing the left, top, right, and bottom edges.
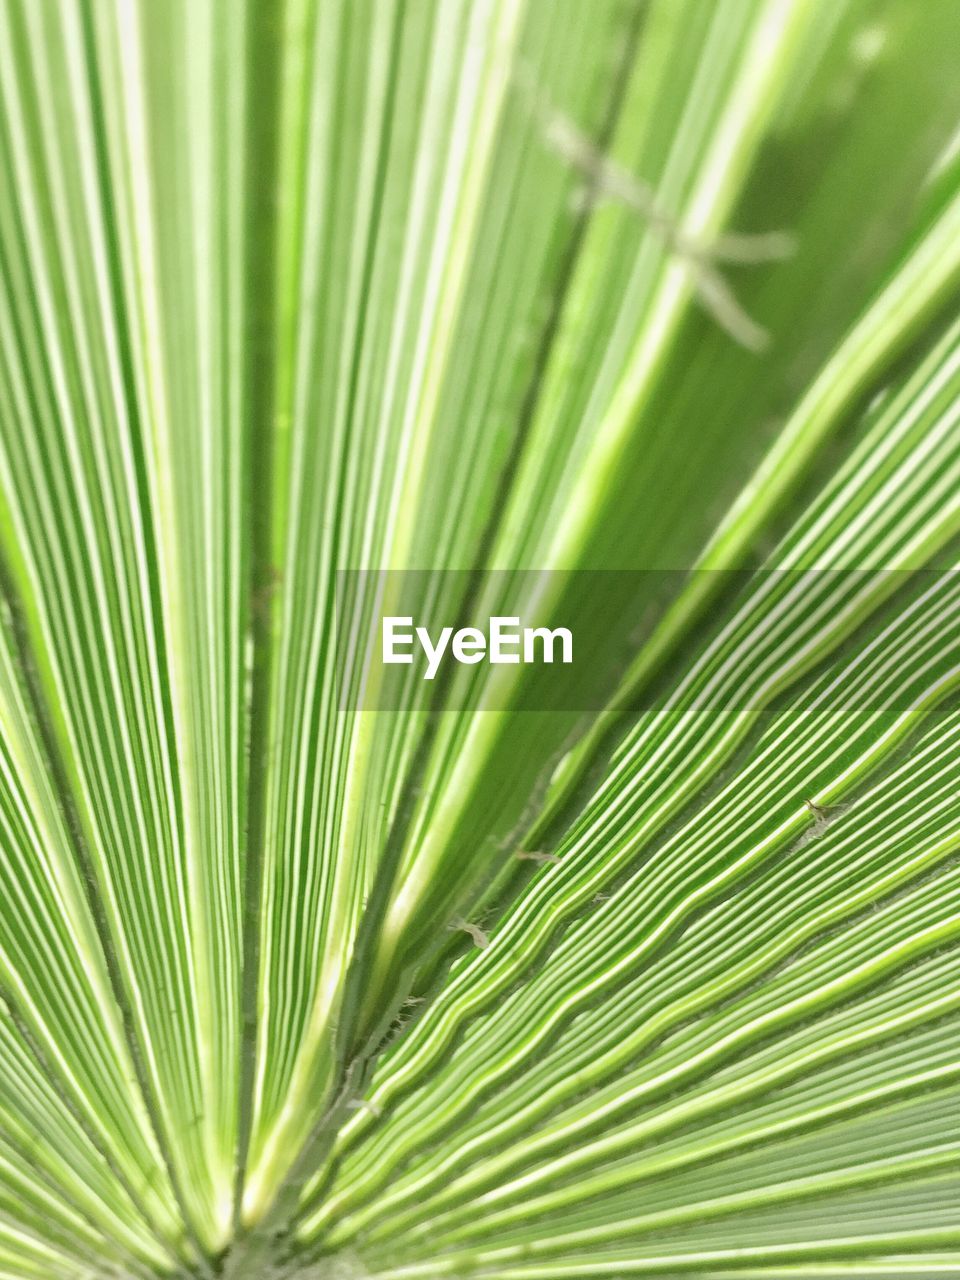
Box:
0, 0, 959, 1277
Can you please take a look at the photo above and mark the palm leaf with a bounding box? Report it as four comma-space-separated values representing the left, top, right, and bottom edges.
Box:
0, 0, 958, 1277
